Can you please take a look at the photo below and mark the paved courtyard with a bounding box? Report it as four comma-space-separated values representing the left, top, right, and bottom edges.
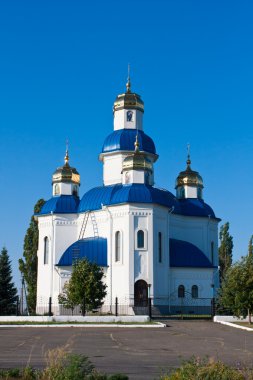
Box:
0, 321, 252, 379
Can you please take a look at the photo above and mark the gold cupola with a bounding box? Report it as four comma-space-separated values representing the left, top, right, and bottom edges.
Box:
122, 135, 153, 185
175, 148, 203, 199
113, 71, 144, 114
52, 147, 80, 197
122, 136, 152, 173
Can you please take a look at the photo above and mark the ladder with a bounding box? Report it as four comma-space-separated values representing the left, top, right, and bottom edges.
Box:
78, 211, 90, 240
90, 212, 99, 238
72, 211, 90, 263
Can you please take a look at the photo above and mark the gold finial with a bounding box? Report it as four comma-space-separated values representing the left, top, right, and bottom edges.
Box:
186, 143, 191, 167
126, 63, 131, 93
134, 133, 140, 153
64, 139, 69, 165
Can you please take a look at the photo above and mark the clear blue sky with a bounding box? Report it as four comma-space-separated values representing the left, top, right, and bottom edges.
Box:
0, 0, 252, 290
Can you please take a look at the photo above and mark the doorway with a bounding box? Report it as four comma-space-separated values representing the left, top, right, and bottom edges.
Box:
134, 280, 148, 307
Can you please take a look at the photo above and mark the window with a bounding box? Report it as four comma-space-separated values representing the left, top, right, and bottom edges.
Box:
137, 230, 144, 249
158, 232, 162, 263
54, 184, 60, 195
44, 237, 49, 265
211, 241, 214, 264
178, 285, 185, 298
197, 187, 202, 199
115, 231, 121, 262
72, 185, 78, 196
126, 110, 133, 122
191, 285, 198, 298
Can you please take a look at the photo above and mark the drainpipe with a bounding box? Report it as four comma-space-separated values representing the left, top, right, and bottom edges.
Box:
102, 205, 113, 313
50, 211, 55, 304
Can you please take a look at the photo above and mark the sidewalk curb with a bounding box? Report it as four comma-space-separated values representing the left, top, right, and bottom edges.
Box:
0, 322, 166, 328
214, 320, 253, 331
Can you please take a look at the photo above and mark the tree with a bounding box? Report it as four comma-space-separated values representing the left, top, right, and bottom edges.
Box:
19, 199, 45, 314
219, 222, 233, 281
248, 235, 253, 256
219, 254, 253, 323
58, 258, 107, 315
0, 247, 17, 315
58, 282, 77, 315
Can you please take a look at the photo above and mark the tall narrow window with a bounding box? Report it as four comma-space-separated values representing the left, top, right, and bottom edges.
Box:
44, 237, 49, 265
115, 231, 121, 262
211, 241, 214, 264
192, 285, 198, 298
178, 285, 185, 298
137, 230, 144, 249
158, 232, 162, 263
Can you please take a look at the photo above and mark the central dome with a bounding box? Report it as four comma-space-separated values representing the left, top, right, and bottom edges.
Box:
101, 129, 157, 155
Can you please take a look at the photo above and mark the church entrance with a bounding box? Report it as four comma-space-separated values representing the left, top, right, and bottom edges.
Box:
134, 280, 148, 307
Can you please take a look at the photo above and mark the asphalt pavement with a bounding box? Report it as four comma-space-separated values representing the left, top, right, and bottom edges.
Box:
0, 321, 252, 379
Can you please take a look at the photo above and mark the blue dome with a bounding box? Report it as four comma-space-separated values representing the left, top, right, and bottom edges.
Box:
170, 239, 214, 268
179, 198, 216, 218
78, 184, 180, 213
57, 237, 107, 267
101, 129, 156, 155
39, 195, 80, 215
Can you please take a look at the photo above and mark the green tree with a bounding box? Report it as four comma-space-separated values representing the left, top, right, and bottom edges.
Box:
58, 258, 107, 315
219, 222, 233, 281
219, 254, 253, 323
58, 282, 77, 315
19, 198, 45, 314
0, 247, 17, 315
248, 235, 253, 256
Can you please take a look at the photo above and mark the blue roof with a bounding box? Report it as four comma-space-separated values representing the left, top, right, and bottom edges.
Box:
39, 195, 80, 215
101, 129, 157, 155
57, 237, 107, 267
78, 184, 179, 213
179, 198, 216, 218
169, 239, 214, 268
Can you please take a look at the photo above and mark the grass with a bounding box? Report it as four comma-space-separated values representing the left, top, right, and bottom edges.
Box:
2, 355, 253, 380
0, 321, 157, 325
159, 357, 253, 380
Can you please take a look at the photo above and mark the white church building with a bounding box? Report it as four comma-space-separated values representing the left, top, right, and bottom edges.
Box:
36, 77, 220, 315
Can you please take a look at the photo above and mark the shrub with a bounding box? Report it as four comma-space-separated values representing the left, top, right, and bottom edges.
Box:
42, 348, 94, 380
159, 357, 253, 380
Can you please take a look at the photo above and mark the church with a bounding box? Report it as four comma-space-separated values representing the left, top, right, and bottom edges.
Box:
36, 76, 220, 315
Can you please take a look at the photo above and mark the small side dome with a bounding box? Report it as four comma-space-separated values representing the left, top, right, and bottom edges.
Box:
175, 157, 203, 190
52, 150, 80, 185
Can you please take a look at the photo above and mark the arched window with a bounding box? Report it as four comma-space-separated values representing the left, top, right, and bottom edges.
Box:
197, 187, 202, 199
178, 285, 185, 298
44, 237, 49, 265
192, 285, 198, 298
158, 232, 162, 263
72, 185, 78, 197
137, 230, 144, 249
115, 231, 121, 262
54, 184, 60, 195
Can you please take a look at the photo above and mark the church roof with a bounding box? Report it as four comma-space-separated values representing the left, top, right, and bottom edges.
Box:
101, 129, 157, 155
169, 239, 215, 268
39, 195, 80, 215
178, 198, 216, 218
38, 186, 217, 219
78, 184, 217, 218
78, 184, 179, 213
57, 237, 107, 267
